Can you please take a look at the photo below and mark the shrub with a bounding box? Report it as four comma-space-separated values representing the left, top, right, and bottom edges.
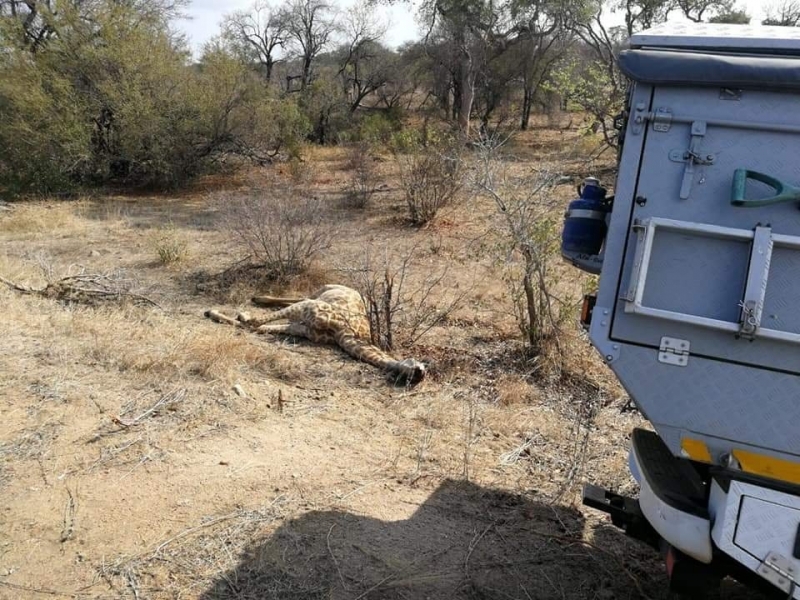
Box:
150, 225, 189, 265
0, 4, 312, 196
357, 112, 400, 145
473, 136, 574, 368
343, 141, 380, 209
396, 141, 463, 226
342, 243, 467, 351
222, 180, 336, 281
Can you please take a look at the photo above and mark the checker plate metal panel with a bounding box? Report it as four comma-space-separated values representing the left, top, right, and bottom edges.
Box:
611, 84, 800, 376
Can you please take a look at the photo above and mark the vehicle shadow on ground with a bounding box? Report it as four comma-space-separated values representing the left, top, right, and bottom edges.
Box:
199, 478, 675, 600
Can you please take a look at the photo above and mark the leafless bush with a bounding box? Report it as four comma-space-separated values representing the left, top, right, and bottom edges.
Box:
344, 141, 380, 209
472, 133, 574, 367
397, 143, 463, 225
221, 180, 336, 282
340, 243, 467, 351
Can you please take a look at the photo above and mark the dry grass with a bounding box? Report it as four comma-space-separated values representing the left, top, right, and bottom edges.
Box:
0, 124, 760, 600
0, 201, 89, 238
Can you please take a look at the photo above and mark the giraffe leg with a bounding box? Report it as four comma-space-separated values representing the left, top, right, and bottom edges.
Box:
205, 309, 245, 328
238, 300, 320, 328
255, 322, 311, 338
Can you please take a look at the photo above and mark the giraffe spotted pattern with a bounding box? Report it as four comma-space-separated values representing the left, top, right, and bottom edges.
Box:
205, 284, 426, 384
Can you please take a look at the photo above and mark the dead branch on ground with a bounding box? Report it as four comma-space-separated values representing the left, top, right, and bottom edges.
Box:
111, 389, 187, 429
0, 269, 161, 309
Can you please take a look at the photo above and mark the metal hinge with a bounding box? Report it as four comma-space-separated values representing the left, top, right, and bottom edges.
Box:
658, 337, 690, 366
757, 552, 798, 596
652, 107, 672, 132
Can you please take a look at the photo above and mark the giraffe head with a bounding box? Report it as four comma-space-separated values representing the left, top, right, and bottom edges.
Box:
391, 358, 427, 385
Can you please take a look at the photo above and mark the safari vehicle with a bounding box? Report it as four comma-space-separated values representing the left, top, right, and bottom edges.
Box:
561, 22, 800, 598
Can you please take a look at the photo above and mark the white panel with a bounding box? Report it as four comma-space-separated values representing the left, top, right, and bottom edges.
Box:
712, 480, 800, 598
735, 496, 800, 563
631, 23, 800, 52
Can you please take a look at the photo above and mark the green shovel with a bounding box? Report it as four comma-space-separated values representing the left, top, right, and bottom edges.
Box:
731, 168, 800, 208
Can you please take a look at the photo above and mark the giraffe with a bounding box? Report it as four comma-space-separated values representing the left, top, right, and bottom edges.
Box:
204, 284, 426, 384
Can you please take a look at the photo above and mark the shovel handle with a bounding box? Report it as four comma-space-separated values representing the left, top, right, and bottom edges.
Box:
731, 168, 800, 207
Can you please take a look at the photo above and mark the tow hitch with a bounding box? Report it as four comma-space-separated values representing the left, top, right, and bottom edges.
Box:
582, 483, 660, 548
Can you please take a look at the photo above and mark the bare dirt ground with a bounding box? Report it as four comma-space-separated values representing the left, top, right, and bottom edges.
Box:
0, 123, 760, 599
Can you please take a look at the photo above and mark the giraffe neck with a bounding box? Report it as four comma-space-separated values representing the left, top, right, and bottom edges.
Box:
335, 333, 405, 373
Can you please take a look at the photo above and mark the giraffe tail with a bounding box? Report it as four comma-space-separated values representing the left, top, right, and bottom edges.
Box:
251, 295, 306, 307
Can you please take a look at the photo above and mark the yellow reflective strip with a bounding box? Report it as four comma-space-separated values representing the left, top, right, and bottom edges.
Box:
732, 449, 800, 485
681, 438, 712, 463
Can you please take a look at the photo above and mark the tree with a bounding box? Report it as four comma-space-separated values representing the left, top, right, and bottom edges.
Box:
0, 0, 309, 195
709, 8, 750, 22
283, 0, 336, 90
562, 0, 631, 146
613, 0, 671, 37
763, 0, 800, 26
222, 0, 288, 82
510, 0, 576, 131
674, 0, 734, 22
0, 0, 186, 52
559, 0, 738, 148
422, 0, 500, 137
336, 2, 393, 112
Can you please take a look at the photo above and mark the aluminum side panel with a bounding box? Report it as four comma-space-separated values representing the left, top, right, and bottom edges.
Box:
609, 344, 800, 458
611, 85, 800, 375
588, 83, 653, 361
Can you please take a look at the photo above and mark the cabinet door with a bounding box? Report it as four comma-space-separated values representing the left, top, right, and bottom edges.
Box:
611, 85, 800, 375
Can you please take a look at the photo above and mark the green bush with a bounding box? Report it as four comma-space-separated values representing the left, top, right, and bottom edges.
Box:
0, 2, 311, 197
357, 111, 402, 144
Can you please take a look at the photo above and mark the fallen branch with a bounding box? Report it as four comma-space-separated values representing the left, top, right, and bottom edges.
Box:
0, 271, 162, 310
0, 579, 85, 598
111, 389, 187, 429
0, 275, 35, 294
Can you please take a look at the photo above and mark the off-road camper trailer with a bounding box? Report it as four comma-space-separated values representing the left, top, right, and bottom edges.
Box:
566, 22, 800, 598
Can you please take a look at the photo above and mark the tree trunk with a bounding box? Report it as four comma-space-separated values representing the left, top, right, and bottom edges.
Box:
301, 55, 312, 90
522, 266, 537, 349
265, 58, 273, 83
520, 87, 533, 131
457, 51, 474, 138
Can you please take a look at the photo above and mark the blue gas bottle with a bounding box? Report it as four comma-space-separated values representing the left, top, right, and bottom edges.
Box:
561, 177, 610, 256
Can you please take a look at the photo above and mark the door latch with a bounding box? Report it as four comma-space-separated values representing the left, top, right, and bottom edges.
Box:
667, 121, 714, 200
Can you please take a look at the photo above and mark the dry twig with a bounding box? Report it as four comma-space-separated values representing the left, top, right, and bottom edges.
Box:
111, 389, 187, 429
60, 487, 76, 543
327, 524, 349, 592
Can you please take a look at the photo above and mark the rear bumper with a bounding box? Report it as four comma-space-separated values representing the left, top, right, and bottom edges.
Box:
630, 442, 713, 563
584, 428, 800, 598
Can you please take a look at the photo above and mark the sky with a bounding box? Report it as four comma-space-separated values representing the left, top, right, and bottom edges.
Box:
174, 0, 768, 58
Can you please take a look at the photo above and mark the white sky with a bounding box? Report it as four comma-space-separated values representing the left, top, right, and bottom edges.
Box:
174, 0, 768, 57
